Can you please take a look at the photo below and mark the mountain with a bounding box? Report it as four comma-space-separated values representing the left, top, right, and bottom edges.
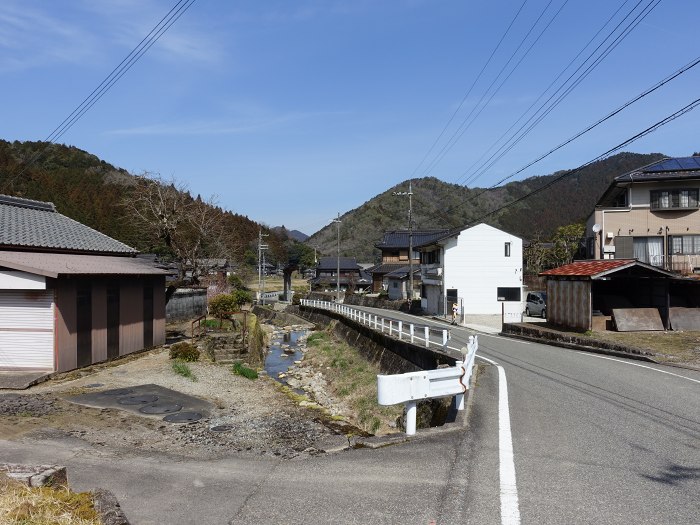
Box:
0, 140, 288, 264
306, 152, 666, 262
272, 226, 309, 242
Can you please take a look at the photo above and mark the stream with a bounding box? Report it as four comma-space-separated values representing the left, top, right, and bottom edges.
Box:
264, 329, 307, 385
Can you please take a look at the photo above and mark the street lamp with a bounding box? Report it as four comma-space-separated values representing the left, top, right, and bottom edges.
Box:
392, 180, 414, 306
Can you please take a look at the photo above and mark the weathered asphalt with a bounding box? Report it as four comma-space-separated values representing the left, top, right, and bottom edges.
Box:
2, 307, 698, 524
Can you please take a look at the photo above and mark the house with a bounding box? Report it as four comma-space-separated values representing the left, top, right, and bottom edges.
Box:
0, 194, 171, 372
310, 257, 372, 294
418, 223, 523, 315
539, 259, 700, 332
368, 230, 449, 297
586, 156, 700, 273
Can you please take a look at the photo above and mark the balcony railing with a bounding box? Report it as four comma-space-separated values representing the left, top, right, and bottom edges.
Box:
649, 254, 700, 274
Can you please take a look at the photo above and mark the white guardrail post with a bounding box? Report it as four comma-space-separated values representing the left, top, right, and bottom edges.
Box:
377, 336, 478, 436
398, 321, 403, 340
424, 327, 430, 348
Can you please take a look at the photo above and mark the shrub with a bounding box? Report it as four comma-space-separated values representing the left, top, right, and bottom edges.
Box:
169, 341, 200, 362
209, 294, 239, 318
231, 361, 258, 380
227, 274, 246, 290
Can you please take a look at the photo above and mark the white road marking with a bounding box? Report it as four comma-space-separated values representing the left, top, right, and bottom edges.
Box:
578, 353, 700, 384
475, 354, 521, 525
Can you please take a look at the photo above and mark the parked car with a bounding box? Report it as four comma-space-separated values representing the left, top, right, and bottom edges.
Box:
525, 291, 547, 318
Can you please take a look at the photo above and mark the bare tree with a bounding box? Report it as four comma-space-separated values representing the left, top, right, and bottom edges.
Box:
123, 173, 226, 283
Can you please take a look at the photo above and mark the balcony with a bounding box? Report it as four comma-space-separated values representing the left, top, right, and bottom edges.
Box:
649, 254, 700, 275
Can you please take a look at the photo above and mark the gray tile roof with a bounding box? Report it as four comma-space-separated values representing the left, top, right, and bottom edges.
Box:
316, 257, 360, 271
0, 194, 136, 254
375, 229, 451, 249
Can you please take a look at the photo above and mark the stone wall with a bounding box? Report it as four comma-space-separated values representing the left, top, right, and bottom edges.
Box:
166, 288, 207, 321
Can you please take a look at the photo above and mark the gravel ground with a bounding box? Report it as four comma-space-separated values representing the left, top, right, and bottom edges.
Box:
0, 324, 345, 460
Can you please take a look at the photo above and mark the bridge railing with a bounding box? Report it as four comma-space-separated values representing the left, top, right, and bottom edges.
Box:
300, 299, 451, 352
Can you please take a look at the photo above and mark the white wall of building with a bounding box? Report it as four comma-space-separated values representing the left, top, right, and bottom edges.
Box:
443, 223, 523, 314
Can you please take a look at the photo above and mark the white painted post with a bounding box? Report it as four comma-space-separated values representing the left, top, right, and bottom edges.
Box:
405, 400, 417, 436
381, 318, 385, 333
389, 320, 393, 336
374, 315, 378, 329
455, 360, 465, 411
442, 330, 449, 349
425, 327, 430, 348
410, 324, 415, 343
398, 321, 403, 340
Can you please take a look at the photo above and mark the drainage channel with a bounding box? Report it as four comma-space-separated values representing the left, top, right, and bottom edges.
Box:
264, 329, 307, 387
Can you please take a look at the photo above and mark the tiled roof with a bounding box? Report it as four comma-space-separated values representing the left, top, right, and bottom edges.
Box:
0, 251, 172, 278
367, 263, 405, 274
316, 257, 360, 270
0, 194, 136, 254
375, 230, 451, 249
540, 260, 634, 276
385, 265, 420, 279
539, 259, 676, 278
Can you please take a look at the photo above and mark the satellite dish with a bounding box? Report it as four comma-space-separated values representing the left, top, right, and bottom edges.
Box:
592, 223, 601, 233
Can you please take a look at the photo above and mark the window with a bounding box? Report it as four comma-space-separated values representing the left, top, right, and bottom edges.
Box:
505, 242, 511, 257
421, 250, 440, 264
668, 235, 700, 255
498, 287, 521, 301
650, 189, 699, 210
633, 237, 664, 265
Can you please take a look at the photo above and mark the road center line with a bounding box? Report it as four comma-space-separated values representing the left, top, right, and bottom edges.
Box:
578, 353, 700, 384
476, 354, 521, 524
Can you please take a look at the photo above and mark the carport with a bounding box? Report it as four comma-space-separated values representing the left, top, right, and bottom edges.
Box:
540, 260, 679, 332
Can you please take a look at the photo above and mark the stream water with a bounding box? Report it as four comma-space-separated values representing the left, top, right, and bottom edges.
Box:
264, 329, 307, 384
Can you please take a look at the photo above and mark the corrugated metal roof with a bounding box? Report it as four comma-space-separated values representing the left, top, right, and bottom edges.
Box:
0, 251, 171, 278
540, 259, 636, 277
0, 194, 136, 254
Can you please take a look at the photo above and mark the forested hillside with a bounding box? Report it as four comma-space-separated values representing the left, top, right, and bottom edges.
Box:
308, 152, 666, 262
0, 140, 287, 265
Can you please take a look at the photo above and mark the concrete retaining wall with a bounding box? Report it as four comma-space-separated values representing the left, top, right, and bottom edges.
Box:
166, 288, 207, 321
287, 305, 457, 374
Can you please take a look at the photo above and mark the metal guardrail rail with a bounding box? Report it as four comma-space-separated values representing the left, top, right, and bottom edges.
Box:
300, 299, 452, 351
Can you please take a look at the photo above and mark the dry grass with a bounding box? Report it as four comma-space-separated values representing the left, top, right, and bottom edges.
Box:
0, 473, 100, 525
303, 331, 403, 434
584, 330, 700, 366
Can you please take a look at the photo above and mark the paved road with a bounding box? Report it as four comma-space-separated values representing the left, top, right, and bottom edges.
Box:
2, 306, 698, 524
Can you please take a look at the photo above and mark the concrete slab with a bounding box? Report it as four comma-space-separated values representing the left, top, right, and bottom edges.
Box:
65, 384, 212, 421
669, 307, 700, 331
0, 371, 51, 390
612, 308, 664, 331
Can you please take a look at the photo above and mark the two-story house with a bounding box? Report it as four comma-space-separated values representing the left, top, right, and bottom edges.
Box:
369, 230, 449, 299
310, 256, 371, 294
586, 156, 700, 274
418, 223, 523, 315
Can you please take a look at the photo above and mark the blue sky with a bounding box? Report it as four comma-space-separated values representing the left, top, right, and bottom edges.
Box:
1, 1, 699, 235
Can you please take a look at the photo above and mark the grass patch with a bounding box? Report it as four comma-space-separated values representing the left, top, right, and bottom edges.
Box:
302, 331, 402, 435
0, 473, 100, 524
231, 362, 258, 380
171, 359, 197, 381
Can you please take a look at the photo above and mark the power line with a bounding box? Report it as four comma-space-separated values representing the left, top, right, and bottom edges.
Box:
417, 0, 567, 180
459, 0, 660, 188
6, 0, 196, 186
406, 0, 530, 181
449, 97, 700, 227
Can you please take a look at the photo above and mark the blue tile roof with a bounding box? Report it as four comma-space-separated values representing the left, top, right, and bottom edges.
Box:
0, 194, 137, 254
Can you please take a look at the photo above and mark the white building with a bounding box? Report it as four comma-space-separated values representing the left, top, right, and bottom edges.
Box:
419, 223, 523, 315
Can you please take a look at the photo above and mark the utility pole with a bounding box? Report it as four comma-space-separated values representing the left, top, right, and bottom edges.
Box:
257, 229, 269, 305
393, 180, 414, 305
333, 213, 341, 302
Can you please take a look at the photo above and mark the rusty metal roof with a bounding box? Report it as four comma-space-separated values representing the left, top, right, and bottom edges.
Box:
0, 251, 172, 278
540, 259, 637, 277
540, 259, 676, 279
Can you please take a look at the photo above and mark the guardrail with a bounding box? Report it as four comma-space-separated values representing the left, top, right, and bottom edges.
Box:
300, 299, 451, 352
377, 335, 478, 435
